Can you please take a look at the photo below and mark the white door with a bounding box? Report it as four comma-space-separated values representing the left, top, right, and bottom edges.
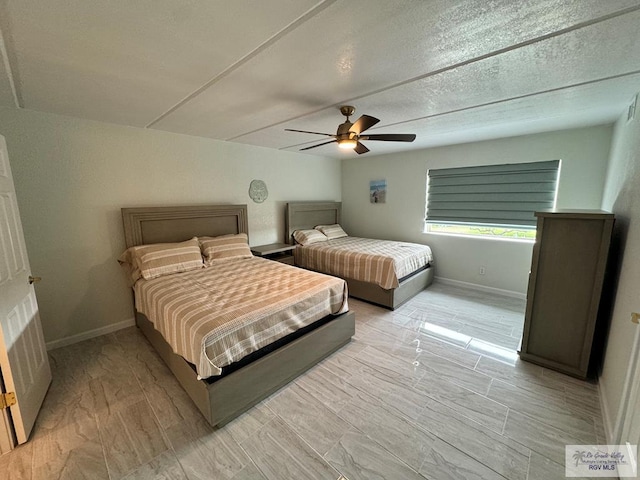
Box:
0, 134, 51, 448
620, 326, 640, 478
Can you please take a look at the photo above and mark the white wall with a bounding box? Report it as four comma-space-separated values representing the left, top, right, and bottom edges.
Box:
0, 107, 341, 345
341, 126, 613, 295
599, 104, 640, 441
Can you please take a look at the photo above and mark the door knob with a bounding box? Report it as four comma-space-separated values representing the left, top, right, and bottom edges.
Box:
28, 275, 41, 284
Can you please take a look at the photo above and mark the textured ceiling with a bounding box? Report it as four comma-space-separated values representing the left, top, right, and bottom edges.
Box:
1, 0, 639, 158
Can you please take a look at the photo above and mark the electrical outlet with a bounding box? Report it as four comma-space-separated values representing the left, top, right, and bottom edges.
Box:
479, 266, 486, 275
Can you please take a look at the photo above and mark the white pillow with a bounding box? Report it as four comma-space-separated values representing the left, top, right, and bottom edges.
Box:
315, 224, 348, 240
293, 229, 328, 246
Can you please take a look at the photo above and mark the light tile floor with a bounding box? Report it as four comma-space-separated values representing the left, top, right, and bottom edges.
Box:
1, 282, 609, 479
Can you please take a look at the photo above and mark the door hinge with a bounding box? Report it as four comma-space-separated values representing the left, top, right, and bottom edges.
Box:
0, 392, 16, 409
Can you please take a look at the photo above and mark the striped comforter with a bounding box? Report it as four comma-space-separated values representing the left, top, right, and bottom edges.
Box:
134, 256, 348, 379
294, 236, 433, 290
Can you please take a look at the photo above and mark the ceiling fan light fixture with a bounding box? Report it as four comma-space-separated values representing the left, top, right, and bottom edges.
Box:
286, 106, 416, 155
338, 139, 357, 149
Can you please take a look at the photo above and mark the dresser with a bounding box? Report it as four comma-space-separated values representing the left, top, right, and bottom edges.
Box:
519, 210, 614, 378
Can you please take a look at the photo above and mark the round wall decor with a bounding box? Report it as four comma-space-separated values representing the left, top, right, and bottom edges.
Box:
249, 179, 268, 203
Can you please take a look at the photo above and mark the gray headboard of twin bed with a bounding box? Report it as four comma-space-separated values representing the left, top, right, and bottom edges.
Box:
122, 204, 249, 248
285, 202, 341, 244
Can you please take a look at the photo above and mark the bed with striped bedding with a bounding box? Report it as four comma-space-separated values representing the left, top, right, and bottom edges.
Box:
294, 236, 433, 290
134, 256, 348, 379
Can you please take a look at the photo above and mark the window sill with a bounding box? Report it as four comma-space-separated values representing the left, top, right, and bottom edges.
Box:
422, 230, 535, 244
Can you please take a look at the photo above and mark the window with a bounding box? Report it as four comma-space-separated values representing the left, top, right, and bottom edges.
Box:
425, 160, 560, 239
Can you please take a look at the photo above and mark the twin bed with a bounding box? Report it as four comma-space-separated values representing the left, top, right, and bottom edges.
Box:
286, 201, 434, 309
121, 202, 433, 427
121, 204, 354, 427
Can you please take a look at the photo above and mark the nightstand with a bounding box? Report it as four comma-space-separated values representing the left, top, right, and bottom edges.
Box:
251, 243, 296, 265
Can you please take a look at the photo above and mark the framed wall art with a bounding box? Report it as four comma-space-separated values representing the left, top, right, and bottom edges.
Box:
370, 180, 386, 203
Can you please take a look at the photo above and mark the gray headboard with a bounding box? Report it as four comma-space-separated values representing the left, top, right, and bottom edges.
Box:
122, 204, 249, 248
285, 202, 341, 244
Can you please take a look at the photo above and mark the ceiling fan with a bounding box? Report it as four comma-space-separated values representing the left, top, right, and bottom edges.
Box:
285, 105, 416, 154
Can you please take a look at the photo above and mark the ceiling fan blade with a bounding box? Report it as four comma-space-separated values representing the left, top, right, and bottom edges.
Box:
354, 142, 370, 155
349, 115, 380, 135
361, 133, 416, 142
300, 140, 337, 151
285, 128, 334, 137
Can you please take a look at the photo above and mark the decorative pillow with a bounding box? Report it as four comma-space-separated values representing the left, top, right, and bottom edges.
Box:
199, 233, 253, 265
118, 238, 203, 281
293, 229, 328, 246
315, 224, 348, 240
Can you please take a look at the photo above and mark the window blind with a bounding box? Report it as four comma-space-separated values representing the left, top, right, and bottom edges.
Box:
426, 160, 560, 228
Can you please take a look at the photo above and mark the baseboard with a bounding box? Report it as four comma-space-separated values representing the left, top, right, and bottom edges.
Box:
598, 378, 615, 444
45, 317, 135, 351
434, 276, 526, 300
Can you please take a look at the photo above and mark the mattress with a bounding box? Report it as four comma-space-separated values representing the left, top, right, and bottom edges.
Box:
294, 236, 433, 289
134, 256, 348, 378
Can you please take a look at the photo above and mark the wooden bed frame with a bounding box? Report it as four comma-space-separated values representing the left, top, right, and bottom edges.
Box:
122, 204, 355, 427
285, 201, 434, 310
